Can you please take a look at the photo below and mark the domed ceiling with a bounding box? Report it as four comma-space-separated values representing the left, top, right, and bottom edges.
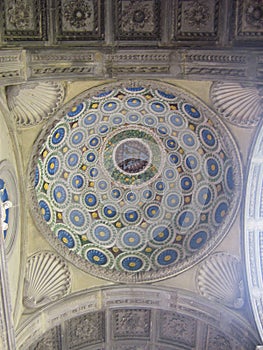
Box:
30, 80, 242, 282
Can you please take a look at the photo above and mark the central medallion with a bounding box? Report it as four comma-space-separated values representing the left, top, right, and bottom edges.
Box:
101, 126, 164, 188
115, 139, 150, 174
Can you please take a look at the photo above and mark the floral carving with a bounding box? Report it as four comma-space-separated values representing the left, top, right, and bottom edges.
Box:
121, 1, 155, 33
159, 311, 196, 347
183, 1, 210, 29
63, 0, 92, 29
207, 328, 232, 350
113, 309, 150, 338
65, 312, 105, 347
246, 1, 263, 28
29, 327, 61, 350
7, 0, 32, 30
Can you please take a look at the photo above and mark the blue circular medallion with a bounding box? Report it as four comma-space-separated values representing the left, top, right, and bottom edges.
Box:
58, 229, 75, 249
189, 230, 208, 250
155, 248, 178, 266
69, 209, 85, 227
183, 104, 201, 119
150, 101, 165, 113
39, 199, 52, 222
86, 249, 108, 265
83, 113, 97, 126
47, 156, 60, 176
84, 193, 97, 208
51, 126, 66, 146
121, 256, 143, 271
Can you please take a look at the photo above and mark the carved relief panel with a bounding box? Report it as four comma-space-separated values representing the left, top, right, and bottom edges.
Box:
114, 0, 161, 41
1, 0, 47, 42
233, 0, 263, 42
55, 0, 104, 41
174, 0, 220, 42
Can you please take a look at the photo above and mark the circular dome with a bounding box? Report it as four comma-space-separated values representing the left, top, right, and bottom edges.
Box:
29, 81, 242, 282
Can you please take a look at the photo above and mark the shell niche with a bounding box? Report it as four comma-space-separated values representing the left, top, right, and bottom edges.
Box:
197, 252, 244, 309
23, 251, 71, 309
6, 81, 65, 127
210, 82, 263, 127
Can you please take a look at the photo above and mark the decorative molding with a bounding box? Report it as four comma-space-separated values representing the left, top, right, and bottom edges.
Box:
184, 66, 246, 78
0, 50, 26, 86
197, 252, 245, 309
23, 251, 71, 309
6, 81, 65, 128
245, 122, 263, 342
210, 82, 263, 127
0, 48, 262, 83
16, 286, 260, 350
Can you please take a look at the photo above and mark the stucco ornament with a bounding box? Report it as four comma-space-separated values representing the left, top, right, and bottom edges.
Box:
246, 1, 263, 28
63, 0, 92, 29
7, 0, 32, 30
30, 80, 242, 283
183, 1, 210, 28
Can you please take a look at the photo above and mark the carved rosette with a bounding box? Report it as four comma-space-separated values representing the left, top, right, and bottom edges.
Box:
2, 0, 47, 41
23, 251, 71, 309
183, 1, 210, 29
7, 0, 32, 30
197, 252, 245, 309
62, 0, 93, 31
6, 81, 65, 128
116, 0, 160, 40
177, 0, 219, 38
246, 1, 263, 28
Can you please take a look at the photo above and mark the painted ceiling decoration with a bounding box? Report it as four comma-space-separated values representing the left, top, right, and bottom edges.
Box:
29, 80, 242, 283
0, 160, 19, 254
0, 179, 11, 239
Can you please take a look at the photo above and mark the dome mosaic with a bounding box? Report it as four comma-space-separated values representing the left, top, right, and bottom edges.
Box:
30, 81, 242, 282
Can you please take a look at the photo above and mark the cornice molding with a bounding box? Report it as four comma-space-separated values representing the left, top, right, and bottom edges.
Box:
0, 48, 263, 86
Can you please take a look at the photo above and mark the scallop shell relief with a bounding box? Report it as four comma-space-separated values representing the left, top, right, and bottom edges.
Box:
197, 252, 245, 309
30, 80, 242, 283
210, 81, 263, 127
23, 251, 71, 309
